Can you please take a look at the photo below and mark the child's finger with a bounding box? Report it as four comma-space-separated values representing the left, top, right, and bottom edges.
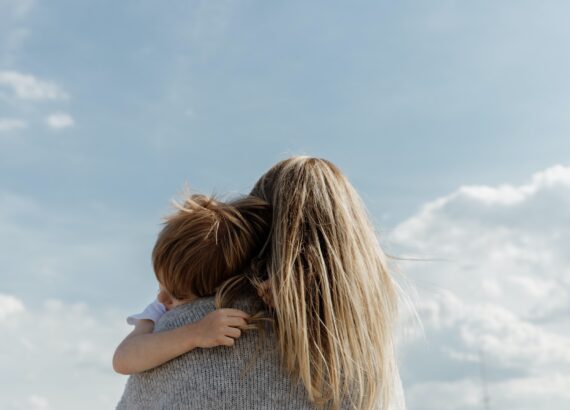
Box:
225, 327, 241, 339
226, 316, 248, 328
221, 336, 235, 347
219, 308, 250, 318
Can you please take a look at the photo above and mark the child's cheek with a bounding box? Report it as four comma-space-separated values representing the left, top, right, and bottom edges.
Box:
157, 290, 172, 307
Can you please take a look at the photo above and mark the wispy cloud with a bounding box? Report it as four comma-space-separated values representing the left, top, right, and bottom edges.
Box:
0, 117, 27, 132
0, 0, 35, 66
45, 112, 74, 129
0, 71, 68, 101
0, 0, 35, 18
0, 71, 72, 133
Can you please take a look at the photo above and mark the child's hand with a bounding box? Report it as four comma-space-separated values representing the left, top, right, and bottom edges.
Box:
189, 308, 250, 348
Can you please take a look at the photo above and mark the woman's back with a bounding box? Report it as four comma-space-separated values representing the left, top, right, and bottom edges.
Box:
116, 295, 325, 410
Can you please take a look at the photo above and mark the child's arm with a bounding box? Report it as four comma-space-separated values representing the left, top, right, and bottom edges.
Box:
112, 308, 249, 375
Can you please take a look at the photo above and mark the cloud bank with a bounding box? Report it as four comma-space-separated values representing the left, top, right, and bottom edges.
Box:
389, 164, 570, 410
0, 293, 129, 410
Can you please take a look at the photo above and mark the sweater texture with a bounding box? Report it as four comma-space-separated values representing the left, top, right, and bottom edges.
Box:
116, 294, 326, 410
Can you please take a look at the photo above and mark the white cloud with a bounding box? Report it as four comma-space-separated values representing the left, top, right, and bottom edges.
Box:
414, 290, 570, 368
405, 378, 482, 410
388, 164, 570, 410
0, 71, 68, 101
45, 112, 74, 129
8, 394, 52, 410
0, 293, 25, 320
390, 164, 570, 320
0, 117, 27, 131
405, 374, 570, 410
0, 293, 131, 410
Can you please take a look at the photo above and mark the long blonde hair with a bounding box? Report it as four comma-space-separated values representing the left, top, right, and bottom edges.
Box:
217, 156, 404, 410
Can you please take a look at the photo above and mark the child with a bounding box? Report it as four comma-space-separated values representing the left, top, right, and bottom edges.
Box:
112, 192, 271, 375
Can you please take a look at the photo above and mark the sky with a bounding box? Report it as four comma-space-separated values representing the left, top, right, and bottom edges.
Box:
1, 0, 569, 409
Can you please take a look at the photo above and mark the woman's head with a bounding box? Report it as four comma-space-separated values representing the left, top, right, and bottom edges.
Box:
152, 192, 271, 302
246, 156, 401, 410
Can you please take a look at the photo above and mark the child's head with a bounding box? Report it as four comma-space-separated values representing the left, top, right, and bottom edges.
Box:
152, 192, 271, 303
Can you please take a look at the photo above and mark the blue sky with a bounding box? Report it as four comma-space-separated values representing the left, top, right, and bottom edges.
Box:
1, 1, 569, 409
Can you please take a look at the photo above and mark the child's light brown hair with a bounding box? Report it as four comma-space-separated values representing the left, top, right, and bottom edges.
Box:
152, 190, 271, 301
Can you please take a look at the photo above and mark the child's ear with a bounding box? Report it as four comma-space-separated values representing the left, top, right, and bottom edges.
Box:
157, 289, 175, 310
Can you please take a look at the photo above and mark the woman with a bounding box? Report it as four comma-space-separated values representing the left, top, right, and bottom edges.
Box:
116, 156, 406, 410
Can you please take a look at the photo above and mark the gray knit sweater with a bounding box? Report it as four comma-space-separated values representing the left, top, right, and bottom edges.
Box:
116, 294, 323, 410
